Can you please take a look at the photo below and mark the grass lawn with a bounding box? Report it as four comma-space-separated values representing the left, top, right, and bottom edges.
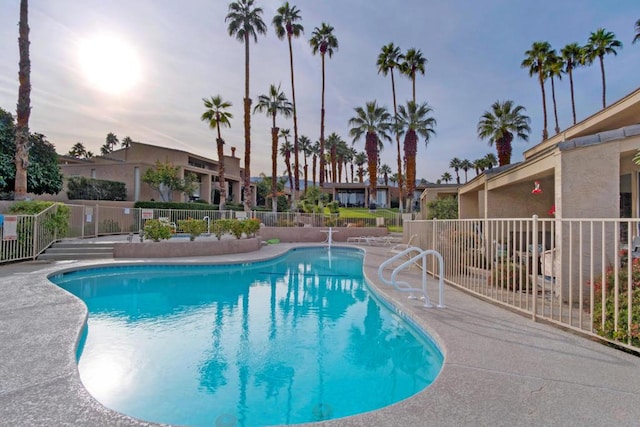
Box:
324, 207, 400, 218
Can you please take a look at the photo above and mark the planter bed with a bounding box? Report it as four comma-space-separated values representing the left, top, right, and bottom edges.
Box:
113, 236, 261, 258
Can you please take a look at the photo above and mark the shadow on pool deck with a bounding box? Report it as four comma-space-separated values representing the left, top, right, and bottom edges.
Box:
1, 242, 639, 426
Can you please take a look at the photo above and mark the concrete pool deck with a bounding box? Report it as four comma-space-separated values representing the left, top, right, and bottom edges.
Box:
1, 240, 640, 426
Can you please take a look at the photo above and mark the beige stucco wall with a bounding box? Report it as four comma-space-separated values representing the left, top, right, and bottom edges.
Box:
486, 177, 555, 219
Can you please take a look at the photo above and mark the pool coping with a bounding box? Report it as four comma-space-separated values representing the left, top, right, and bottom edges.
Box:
1, 243, 640, 426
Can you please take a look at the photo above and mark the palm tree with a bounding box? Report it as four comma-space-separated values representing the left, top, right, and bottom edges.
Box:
440, 172, 453, 183
121, 136, 134, 149
225, 0, 267, 210
298, 135, 312, 191
14, 0, 31, 200
354, 151, 367, 183
484, 153, 498, 169
253, 84, 292, 212
336, 136, 349, 183
634, 19, 640, 44
546, 51, 564, 134
561, 42, 583, 125
400, 48, 427, 103
273, 2, 304, 202
449, 157, 462, 184
522, 41, 552, 140
377, 42, 405, 211
310, 139, 320, 186
347, 146, 357, 183
325, 132, 340, 183
477, 100, 531, 166
279, 129, 294, 193
348, 101, 392, 207
396, 100, 436, 211
310, 22, 338, 189
201, 95, 233, 210
584, 28, 622, 109
379, 164, 392, 186
459, 159, 472, 183
68, 142, 88, 159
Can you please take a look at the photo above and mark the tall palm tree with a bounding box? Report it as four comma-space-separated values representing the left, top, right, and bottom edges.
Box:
561, 42, 583, 125
311, 139, 320, 186
459, 159, 472, 183
273, 2, 304, 202
477, 100, 531, 166
347, 146, 357, 183
377, 42, 405, 211
522, 41, 552, 140
354, 152, 367, 183
449, 157, 462, 184
14, 0, 31, 200
253, 84, 292, 212
309, 22, 338, 189
298, 135, 312, 191
201, 95, 233, 210
584, 28, 622, 109
634, 19, 640, 44
336, 136, 350, 183
379, 164, 392, 186
279, 129, 294, 193
225, 0, 267, 211
68, 142, 88, 159
400, 48, 427, 103
440, 172, 453, 183
325, 132, 340, 183
396, 101, 436, 211
546, 51, 564, 135
348, 101, 392, 207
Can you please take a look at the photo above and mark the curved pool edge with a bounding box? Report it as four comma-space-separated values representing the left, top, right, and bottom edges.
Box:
4, 243, 640, 426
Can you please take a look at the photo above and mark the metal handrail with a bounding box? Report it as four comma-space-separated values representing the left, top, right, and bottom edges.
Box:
378, 246, 446, 308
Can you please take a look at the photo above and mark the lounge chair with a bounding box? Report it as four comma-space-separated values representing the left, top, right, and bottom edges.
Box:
387, 234, 418, 256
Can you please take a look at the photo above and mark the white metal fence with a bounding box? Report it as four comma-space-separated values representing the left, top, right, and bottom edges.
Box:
405, 216, 640, 353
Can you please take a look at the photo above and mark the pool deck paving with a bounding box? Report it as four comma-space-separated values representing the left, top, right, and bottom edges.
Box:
1, 239, 640, 426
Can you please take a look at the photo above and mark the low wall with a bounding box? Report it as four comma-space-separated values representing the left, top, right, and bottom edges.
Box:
258, 226, 387, 243
113, 237, 261, 258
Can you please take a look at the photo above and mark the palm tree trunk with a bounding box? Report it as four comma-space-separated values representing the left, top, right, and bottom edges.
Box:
569, 68, 577, 124
319, 54, 326, 189
538, 70, 548, 140
243, 33, 252, 211
551, 77, 560, 134
404, 130, 417, 212
390, 69, 404, 212
14, 0, 31, 200
271, 127, 279, 213
365, 132, 378, 206
312, 154, 317, 187
216, 136, 227, 210
287, 35, 300, 202
599, 55, 606, 108
496, 133, 513, 166
285, 152, 293, 194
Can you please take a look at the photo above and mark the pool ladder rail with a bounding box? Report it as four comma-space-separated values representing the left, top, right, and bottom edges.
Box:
377, 247, 446, 308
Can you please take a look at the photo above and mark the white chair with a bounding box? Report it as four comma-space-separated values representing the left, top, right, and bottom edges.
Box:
387, 234, 417, 256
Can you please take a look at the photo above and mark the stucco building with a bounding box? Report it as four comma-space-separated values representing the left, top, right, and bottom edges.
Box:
59, 142, 254, 205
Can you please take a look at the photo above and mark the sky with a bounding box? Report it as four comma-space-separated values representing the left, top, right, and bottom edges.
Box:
0, 1, 639, 183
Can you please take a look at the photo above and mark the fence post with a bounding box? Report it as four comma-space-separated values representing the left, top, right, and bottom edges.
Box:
532, 214, 539, 321
32, 213, 38, 260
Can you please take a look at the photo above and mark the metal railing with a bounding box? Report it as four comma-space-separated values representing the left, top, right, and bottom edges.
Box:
0, 203, 62, 263
405, 216, 640, 353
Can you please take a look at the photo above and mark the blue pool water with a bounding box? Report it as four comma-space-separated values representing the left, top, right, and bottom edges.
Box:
51, 247, 443, 427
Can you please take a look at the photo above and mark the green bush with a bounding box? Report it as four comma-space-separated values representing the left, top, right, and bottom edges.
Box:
8, 201, 70, 237
98, 219, 121, 234
592, 259, 640, 347
134, 201, 217, 210
67, 176, 126, 201
327, 201, 340, 214
426, 197, 458, 219
490, 262, 524, 292
229, 220, 245, 239
177, 218, 207, 241
143, 219, 173, 242
212, 219, 233, 240
242, 218, 261, 237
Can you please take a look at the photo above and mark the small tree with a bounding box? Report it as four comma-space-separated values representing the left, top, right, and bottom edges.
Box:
426, 197, 458, 219
142, 161, 197, 202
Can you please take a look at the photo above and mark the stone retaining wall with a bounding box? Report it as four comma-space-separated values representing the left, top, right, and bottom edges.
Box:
113, 237, 261, 258
258, 227, 387, 243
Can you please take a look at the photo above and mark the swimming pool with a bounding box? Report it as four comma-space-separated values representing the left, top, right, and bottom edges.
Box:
51, 247, 443, 427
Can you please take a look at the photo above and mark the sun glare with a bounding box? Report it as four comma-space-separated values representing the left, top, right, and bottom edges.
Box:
78, 34, 141, 95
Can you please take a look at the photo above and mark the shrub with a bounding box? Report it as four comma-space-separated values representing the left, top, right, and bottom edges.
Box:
212, 219, 232, 240
67, 176, 126, 201
99, 219, 121, 234
8, 200, 70, 237
591, 259, 640, 347
327, 201, 340, 214
229, 220, 245, 239
143, 219, 173, 242
242, 218, 261, 237
134, 201, 217, 211
177, 218, 207, 241
490, 262, 524, 292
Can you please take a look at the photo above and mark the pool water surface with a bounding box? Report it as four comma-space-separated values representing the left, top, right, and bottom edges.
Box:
51, 247, 443, 427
